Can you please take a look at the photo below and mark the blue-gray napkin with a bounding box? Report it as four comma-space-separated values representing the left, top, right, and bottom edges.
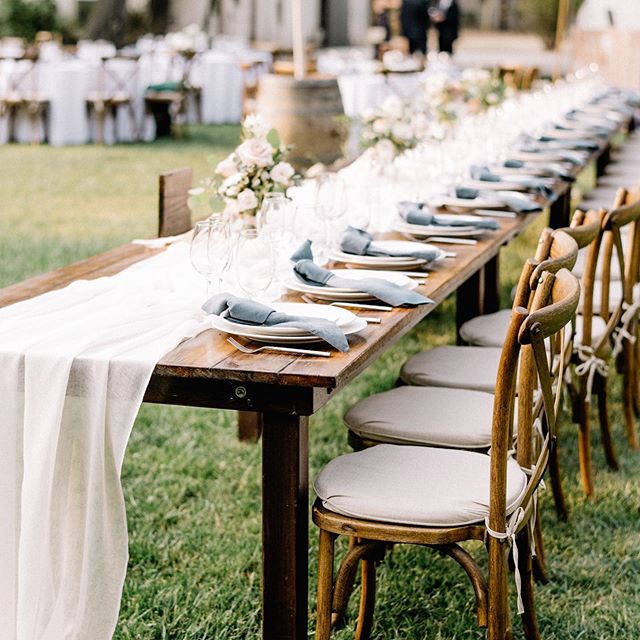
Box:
503, 158, 574, 182
518, 144, 587, 165
202, 292, 349, 351
469, 165, 554, 199
554, 123, 610, 138
290, 240, 433, 307
537, 135, 599, 151
339, 226, 441, 261
397, 200, 499, 230
455, 187, 541, 213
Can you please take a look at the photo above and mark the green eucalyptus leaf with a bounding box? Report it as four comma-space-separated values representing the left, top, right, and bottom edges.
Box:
267, 128, 280, 148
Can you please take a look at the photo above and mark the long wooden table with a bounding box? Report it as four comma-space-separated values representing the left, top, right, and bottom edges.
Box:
0, 124, 624, 640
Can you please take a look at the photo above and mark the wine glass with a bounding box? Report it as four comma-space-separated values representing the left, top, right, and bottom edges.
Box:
234, 228, 275, 301
190, 217, 231, 299
256, 193, 297, 280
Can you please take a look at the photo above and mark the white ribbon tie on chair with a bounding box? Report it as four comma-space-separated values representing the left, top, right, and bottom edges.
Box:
574, 345, 609, 402
484, 506, 527, 615
611, 299, 640, 359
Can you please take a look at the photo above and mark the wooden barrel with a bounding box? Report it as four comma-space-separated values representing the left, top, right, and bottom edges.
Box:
256, 74, 347, 169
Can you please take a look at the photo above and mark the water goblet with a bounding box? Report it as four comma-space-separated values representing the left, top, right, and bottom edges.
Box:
234, 228, 275, 301
190, 217, 231, 300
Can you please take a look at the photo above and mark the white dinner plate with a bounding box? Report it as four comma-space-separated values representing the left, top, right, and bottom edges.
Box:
283, 269, 417, 301
395, 222, 488, 239
428, 195, 505, 211
214, 316, 368, 344
461, 180, 529, 192
328, 240, 443, 268
211, 302, 356, 337
509, 151, 570, 163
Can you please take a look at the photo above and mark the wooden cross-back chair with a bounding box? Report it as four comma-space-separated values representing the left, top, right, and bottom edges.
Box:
86, 55, 140, 144
158, 167, 193, 238
1, 60, 49, 144
313, 268, 580, 640
567, 188, 640, 495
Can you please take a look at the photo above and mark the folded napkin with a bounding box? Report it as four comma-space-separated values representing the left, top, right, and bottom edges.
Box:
203, 292, 349, 351
397, 200, 499, 230
340, 226, 441, 261
469, 165, 554, 199
537, 135, 599, 151
503, 158, 574, 182
455, 187, 541, 213
554, 123, 610, 138
290, 240, 433, 307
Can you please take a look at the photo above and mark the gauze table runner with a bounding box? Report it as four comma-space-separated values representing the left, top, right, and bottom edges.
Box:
0, 243, 207, 639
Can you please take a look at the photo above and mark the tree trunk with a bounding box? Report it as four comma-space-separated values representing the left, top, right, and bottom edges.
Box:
85, 0, 127, 47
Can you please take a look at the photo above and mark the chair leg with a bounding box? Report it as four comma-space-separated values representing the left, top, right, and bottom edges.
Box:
595, 373, 619, 469
517, 531, 541, 640
354, 557, 377, 640
331, 539, 379, 628
577, 395, 595, 497
623, 343, 638, 449
316, 529, 337, 640
548, 439, 569, 520
487, 538, 510, 640
531, 518, 549, 585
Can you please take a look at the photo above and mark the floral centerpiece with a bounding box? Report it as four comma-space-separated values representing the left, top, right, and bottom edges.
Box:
190, 114, 297, 220
360, 95, 433, 160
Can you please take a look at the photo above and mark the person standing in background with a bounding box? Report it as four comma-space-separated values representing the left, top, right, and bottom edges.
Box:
429, 0, 460, 54
400, 0, 429, 55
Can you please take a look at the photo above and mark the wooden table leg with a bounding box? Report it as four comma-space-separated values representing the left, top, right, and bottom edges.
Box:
482, 254, 501, 315
596, 143, 611, 179
238, 411, 262, 442
262, 412, 309, 640
456, 270, 482, 344
549, 189, 571, 229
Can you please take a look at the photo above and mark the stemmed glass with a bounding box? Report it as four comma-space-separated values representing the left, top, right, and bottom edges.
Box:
190, 217, 231, 299
315, 173, 348, 251
256, 193, 297, 280
234, 228, 275, 301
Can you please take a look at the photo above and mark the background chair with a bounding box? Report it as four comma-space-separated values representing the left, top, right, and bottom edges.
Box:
158, 167, 193, 238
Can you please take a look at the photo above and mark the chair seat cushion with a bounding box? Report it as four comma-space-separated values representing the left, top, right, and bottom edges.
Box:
314, 444, 528, 527
459, 309, 511, 347
576, 314, 608, 346
572, 247, 622, 281
344, 386, 495, 449
400, 346, 503, 392
579, 279, 624, 314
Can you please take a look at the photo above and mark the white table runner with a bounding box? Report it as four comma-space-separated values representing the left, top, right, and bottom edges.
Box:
0, 243, 207, 639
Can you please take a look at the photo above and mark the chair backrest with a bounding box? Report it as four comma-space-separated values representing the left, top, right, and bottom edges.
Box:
158, 167, 193, 238
594, 187, 640, 331
488, 268, 580, 534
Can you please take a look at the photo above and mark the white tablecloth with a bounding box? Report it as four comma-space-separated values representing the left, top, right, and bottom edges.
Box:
0, 48, 273, 145
338, 71, 425, 117
0, 243, 206, 639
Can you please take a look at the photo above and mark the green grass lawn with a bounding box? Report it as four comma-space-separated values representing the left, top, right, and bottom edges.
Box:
1, 129, 639, 639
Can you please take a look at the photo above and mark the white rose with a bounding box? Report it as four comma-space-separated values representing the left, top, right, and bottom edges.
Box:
243, 113, 272, 138
362, 107, 377, 121
215, 155, 237, 178
372, 118, 390, 135
237, 189, 258, 211
392, 122, 413, 141
270, 161, 295, 185
381, 95, 404, 119
236, 138, 274, 168
374, 138, 396, 162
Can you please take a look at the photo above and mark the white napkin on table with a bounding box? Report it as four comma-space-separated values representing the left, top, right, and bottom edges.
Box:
0, 243, 206, 640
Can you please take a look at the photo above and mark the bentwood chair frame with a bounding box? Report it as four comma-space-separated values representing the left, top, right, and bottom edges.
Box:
565, 188, 640, 496
314, 268, 580, 640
